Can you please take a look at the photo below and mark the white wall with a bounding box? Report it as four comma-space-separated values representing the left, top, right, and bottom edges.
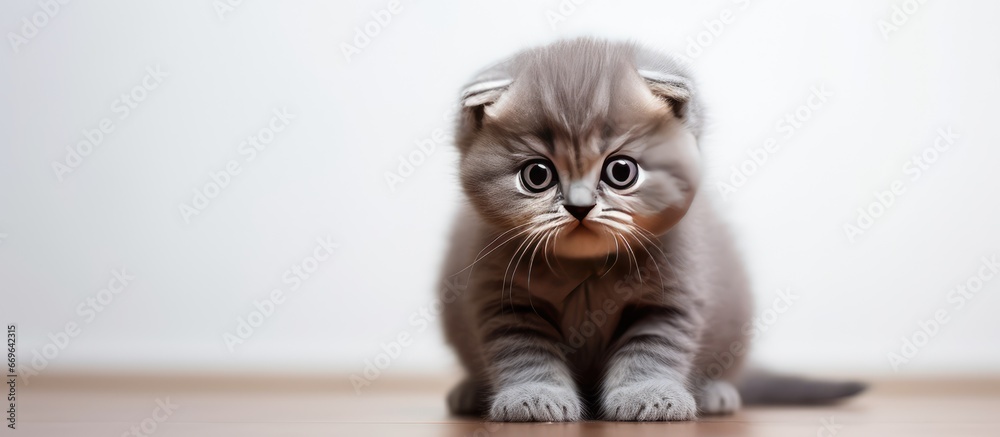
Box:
2, 0, 999, 380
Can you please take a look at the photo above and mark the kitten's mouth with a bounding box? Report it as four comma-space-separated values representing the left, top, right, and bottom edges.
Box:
566, 226, 590, 239
568, 217, 607, 234
562, 220, 597, 235
553, 220, 617, 259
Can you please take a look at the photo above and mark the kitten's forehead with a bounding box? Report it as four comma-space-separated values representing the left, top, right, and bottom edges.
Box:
485, 43, 670, 169
518, 133, 603, 178
498, 68, 663, 133
497, 76, 665, 178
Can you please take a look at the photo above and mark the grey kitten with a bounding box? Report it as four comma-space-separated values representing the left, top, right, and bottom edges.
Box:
438, 38, 863, 422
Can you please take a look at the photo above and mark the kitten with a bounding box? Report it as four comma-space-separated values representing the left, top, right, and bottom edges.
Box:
439, 38, 863, 422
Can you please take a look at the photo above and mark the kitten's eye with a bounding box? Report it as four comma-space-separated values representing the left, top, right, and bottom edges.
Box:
602, 156, 638, 189
520, 160, 557, 192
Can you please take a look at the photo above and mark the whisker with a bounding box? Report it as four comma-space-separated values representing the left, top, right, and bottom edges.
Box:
541, 229, 557, 273
627, 225, 681, 286
456, 213, 567, 276
502, 229, 539, 312
589, 217, 633, 234
515, 231, 545, 292
599, 227, 621, 278
453, 222, 535, 276
595, 216, 675, 281
523, 231, 548, 317
619, 232, 642, 285
629, 225, 669, 259
501, 221, 563, 301
550, 225, 568, 274
626, 227, 667, 296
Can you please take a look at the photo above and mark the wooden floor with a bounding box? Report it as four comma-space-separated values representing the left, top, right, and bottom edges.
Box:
15, 374, 1000, 436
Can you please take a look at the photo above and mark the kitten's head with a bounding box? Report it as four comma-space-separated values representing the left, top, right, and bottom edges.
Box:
456, 39, 703, 259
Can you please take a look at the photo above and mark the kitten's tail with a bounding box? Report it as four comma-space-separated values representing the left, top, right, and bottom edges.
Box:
736, 369, 867, 405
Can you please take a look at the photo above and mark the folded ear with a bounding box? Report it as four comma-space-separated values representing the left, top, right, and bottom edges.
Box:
461, 78, 512, 107
459, 77, 511, 131
637, 69, 693, 119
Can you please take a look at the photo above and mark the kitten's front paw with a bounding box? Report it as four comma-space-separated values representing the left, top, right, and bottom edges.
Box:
488, 383, 582, 422
695, 379, 741, 415
601, 380, 697, 421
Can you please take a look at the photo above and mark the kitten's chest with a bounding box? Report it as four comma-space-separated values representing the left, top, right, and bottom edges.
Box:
547, 277, 631, 369
516, 257, 653, 369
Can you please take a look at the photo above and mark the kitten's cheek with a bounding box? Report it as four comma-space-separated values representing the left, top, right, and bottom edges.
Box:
635, 207, 689, 236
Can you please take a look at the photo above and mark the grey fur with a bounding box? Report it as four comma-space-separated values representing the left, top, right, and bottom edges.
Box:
439, 38, 863, 422
736, 370, 867, 405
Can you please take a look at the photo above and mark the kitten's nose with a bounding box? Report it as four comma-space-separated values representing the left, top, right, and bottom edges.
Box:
564, 204, 595, 221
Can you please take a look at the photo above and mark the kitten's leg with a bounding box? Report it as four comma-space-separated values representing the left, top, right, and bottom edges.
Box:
694, 379, 741, 415
600, 306, 700, 421
480, 304, 583, 422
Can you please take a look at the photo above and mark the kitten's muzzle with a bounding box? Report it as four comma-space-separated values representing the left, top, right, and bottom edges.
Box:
564, 204, 595, 221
